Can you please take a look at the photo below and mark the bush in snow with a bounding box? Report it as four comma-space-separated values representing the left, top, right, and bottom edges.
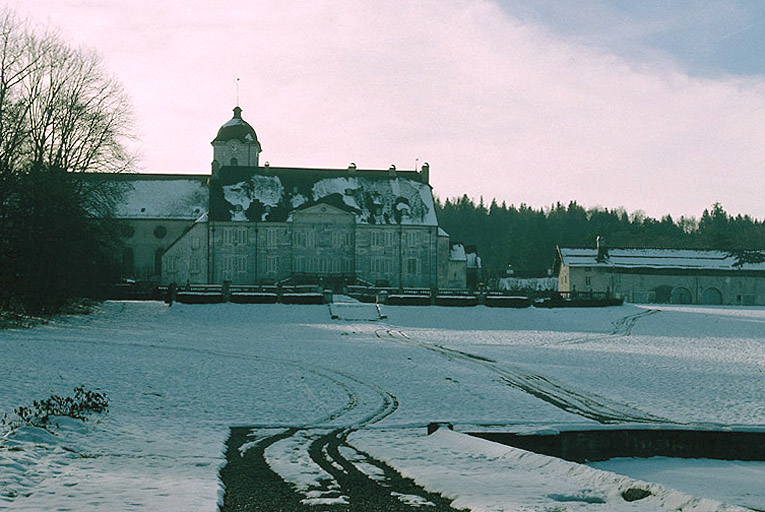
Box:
1, 387, 109, 432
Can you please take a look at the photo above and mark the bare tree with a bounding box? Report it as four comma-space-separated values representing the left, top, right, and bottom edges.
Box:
0, 9, 135, 314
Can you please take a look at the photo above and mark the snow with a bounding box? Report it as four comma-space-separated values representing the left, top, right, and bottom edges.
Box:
1, 302, 764, 510
223, 173, 438, 225
498, 276, 558, 291
350, 427, 751, 512
264, 429, 347, 504
222, 175, 283, 220
114, 177, 208, 219
450, 243, 466, 261
559, 247, 765, 271
590, 457, 765, 510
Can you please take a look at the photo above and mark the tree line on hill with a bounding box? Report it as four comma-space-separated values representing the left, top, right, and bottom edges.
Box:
436, 196, 765, 280
0, 10, 132, 315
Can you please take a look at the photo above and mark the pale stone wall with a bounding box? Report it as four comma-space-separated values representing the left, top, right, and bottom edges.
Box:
436, 234, 451, 289
256, 223, 291, 283
444, 259, 467, 289
119, 219, 194, 281
165, 208, 455, 289
209, 222, 257, 285
161, 222, 209, 285
291, 205, 356, 279
563, 265, 765, 305
355, 225, 435, 288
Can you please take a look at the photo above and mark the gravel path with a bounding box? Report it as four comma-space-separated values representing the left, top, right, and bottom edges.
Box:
220, 427, 466, 511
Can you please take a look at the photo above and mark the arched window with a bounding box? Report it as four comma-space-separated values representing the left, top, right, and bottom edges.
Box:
671, 286, 693, 304
230, 157, 238, 166
702, 287, 723, 305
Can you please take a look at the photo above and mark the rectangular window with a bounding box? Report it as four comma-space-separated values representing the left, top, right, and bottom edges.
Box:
295, 231, 306, 248
585, 276, 592, 285
295, 257, 305, 272
190, 257, 201, 274
191, 236, 201, 250
267, 256, 278, 274
331, 231, 352, 248
306, 230, 316, 248
331, 259, 341, 273
223, 227, 248, 246
372, 231, 386, 247
407, 258, 419, 274
267, 229, 278, 247
405, 231, 419, 247
166, 256, 178, 272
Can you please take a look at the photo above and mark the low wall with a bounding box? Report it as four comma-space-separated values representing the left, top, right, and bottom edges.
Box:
469, 428, 765, 462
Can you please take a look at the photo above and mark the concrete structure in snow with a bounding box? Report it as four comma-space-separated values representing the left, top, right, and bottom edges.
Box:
556, 244, 765, 305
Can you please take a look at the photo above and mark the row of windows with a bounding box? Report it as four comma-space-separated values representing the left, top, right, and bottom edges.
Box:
166, 256, 421, 276
159, 254, 422, 279
294, 257, 353, 273
222, 228, 248, 246
370, 258, 421, 274
223, 256, 248, 272
219, 227, 425, 249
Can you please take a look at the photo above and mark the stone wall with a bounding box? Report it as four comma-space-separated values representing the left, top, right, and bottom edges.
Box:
561, 265, 765, 305
161, 222, 209, 285
119, 218, 194, 281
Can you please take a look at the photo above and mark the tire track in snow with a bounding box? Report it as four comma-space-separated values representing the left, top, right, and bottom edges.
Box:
375, 309, 671, 425
539, 308, 660, 345
25, 332, 422, 508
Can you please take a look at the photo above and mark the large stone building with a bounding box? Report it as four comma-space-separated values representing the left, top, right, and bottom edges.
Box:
114, 107, 466, 290
557, 244, 765, 305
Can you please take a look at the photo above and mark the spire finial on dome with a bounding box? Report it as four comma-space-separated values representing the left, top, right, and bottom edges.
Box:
233, 106, 242, 119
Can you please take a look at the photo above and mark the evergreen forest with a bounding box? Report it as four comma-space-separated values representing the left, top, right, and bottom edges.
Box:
436, 197, 765, 280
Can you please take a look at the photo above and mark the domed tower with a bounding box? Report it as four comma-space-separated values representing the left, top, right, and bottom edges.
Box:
211, 106, 262, 173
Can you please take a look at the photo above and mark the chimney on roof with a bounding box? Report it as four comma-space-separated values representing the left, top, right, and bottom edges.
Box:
348, 162, 357, 174
389, 164, 396, 177
596, 236, 608, 262
421, 162, 429, 184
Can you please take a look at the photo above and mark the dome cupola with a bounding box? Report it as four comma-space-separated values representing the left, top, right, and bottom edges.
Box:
211, 106, 262, 171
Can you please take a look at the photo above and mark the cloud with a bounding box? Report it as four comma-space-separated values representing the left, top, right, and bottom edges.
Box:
7, 0, 765, 219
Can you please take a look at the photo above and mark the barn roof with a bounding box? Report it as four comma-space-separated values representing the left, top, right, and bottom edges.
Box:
558, 247, 765, 271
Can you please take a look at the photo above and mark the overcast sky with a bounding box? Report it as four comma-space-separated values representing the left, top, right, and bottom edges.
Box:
8, 0, 765, 219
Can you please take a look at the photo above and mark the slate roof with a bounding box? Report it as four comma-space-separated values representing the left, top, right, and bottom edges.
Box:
211, 165, 437, 226
212, 107, 261, 147
107, 174, 209, 220
558, 247, 765, 271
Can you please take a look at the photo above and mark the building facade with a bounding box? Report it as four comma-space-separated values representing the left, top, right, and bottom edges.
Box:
114, 107, 465, 290
557, 246, 765, 305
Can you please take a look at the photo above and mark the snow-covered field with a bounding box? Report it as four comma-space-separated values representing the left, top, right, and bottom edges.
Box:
1, 300, 764, 510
